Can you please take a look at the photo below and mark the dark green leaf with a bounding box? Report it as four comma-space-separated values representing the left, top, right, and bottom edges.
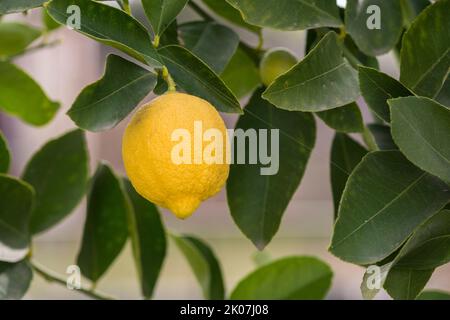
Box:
343, 35, 379, 69
0, 175, 34, 255
159, 19, 179, 46
436, 77, 450, 107
0, 131, 10, 173
68, 55, 157, 132
400, 0, 450, 97
0, 260, 32, 299
330, 151, 450, 265
43, 8, 61, 31
179, 21, 239, 73
141, 0, 188, 37
330, 133, 368, 218
417, 290, 450, 300
158, 45, 241, 113
0, 22, 41, 58
359, 66, 412, 122
46, 0, 162, 67
389, 97, 450, 184
221, 47, 260, 99
230, 256, 333, 300
367, 123, 398, 150
0, 61, 59, 126
23, 130, 88, 235
400, 0, 431, 27
263, 32, 359, 112
0, 0, 47, 14
317, 103, 364, 133
200, 0, 260, 34
346, 0, 403, 56
77, 163, 129, 282
384, 268, 433, 300
227, 89, 316, 249
173, 235, 225, 300
124, 179, 166, 299
226, 0, 341, 31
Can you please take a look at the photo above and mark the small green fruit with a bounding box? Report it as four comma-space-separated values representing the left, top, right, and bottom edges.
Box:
260, 48, 298, 86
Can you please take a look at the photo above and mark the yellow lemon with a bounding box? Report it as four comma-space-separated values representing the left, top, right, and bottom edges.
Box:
122, 92, 230, 219
260, 47, 298, 86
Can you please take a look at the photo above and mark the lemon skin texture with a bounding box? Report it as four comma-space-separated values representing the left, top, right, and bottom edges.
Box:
260, 48, 298, 86
122, 93, 230, 219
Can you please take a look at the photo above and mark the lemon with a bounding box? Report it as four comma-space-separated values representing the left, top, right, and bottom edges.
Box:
260, 47, 298, 86
122, 92, 230, 219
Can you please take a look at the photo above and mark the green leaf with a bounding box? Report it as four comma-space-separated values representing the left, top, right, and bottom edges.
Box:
226, 0, 341, 31
0, 175, 34, 257
417, 290, 450, 300
0, 22, 41, 58
77, 163, 129, 282
221, 47, 260, 99
330, 133, 368, 218
230, 256, 333, 300
46, 0, 162, 67
0, 131, 10, 173
227, 89, 316, 249
158, 45, 241, 113
384, 268, 433, 300
263, 32, 359, 112
141, 0, 188, 37
179, 21, 239, 74
400, 0, 450, 97
0, 61, 60, 126
330, 151, 450, 265
0, 0, 47, 14
359, 66, 412, 123
400, 0, 431, 27
0, 260, 32, 299
316, 103, 364, 133
343, 35, 379, 69
159, 19, 179, 46
389, 96, 450, 185
346, 0, 403, 56
68, 55, 157, 132
123, 179, 166, 299
200, 0, 260, 34
43, 8, 61, 31
173, 235, 225, 300
436, 77, 450, 107
23, 130, 88, 235
367, 123, 398, 150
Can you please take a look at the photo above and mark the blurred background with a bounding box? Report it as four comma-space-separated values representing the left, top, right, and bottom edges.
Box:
1, 0, 449, 299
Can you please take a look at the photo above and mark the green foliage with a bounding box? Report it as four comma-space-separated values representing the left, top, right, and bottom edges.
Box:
417, 290, 450, 300
0, 22, 41, 58
141, 0, 189, 38
230, 256, 333, 299
0, 260, 33, 299
316, 103, 364, 133
0, 131, 10, 173
0, 0, 47, 14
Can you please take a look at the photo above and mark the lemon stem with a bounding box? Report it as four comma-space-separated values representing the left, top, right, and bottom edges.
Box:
162, 66, 177, 92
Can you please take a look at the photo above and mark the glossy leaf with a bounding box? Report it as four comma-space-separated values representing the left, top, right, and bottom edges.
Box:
77, 164, 129, 282
0, 175, 34, 259
0, 22, 41, 58
343, 35, 379, 69
124, 180, 166, 299
368, 124, 398, 150
230, 256, 333, 300
0, 61, 60, 126
346, 0, 403, 56
389, 97, 450, 184
226, 0, 341, 31
43, 8, 61, 31
417, 290, 450, 300
317, 103, 364, 133
227, 89, 316, 249
263, 32, 359, 112
221, 47, 260, 99
0, 260, 32, 299
400, 0, 450, 97
173, 235, 225, 300
158, 45, 241, 113
400, 0, 431, 27
141, 0, 188, 37
0, 131, 10, 173
359, 66, 412, 123
179, 21, 239, 73
0, 0, 47, 14
68, 55, 157, 132
200, 0, 260, 34
436, 77, 450, 107
384, 268, 433, 300
23, 130, 88, 235
330, 134, 368, 218
46, 0, 162, 67
330, 151, 450, 265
